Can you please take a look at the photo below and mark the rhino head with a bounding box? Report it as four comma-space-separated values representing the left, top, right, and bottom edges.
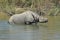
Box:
39, 16, 48, 23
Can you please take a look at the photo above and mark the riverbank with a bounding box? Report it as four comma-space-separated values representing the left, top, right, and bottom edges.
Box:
0, 12, 10, 20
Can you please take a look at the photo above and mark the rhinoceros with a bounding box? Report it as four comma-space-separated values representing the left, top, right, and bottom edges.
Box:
8, 11, 48, 25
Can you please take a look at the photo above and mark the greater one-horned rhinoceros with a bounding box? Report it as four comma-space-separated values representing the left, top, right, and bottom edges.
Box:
8, 11, 48, 25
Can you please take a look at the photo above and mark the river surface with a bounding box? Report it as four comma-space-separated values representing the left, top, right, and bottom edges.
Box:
0, 16, 60, 40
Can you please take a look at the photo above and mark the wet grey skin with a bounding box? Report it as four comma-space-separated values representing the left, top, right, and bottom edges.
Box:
8, 11, 48, 25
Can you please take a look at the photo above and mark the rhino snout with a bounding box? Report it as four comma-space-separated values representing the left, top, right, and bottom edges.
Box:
39, 17, 48, 23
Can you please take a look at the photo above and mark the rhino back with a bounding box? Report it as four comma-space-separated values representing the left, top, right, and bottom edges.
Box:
11, 14, 26, 24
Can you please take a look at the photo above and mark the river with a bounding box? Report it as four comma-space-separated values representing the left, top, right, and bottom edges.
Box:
0, 16, 60, 40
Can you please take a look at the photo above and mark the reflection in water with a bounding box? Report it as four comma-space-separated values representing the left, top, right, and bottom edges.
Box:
0, 21, 48, 40
0, 16, 60, 40
9, 25, 40, 40
47, 16, 60, 40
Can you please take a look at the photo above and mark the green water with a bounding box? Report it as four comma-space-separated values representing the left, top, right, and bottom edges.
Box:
0, 16, 60, 40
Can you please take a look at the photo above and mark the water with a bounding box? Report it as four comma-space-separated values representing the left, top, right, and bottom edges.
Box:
0, 16, 60, 40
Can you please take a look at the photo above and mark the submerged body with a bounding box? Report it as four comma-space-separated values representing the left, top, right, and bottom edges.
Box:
8, 11, 48, 25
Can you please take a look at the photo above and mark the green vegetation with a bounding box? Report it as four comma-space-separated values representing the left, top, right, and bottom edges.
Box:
0, 0, 60, 20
